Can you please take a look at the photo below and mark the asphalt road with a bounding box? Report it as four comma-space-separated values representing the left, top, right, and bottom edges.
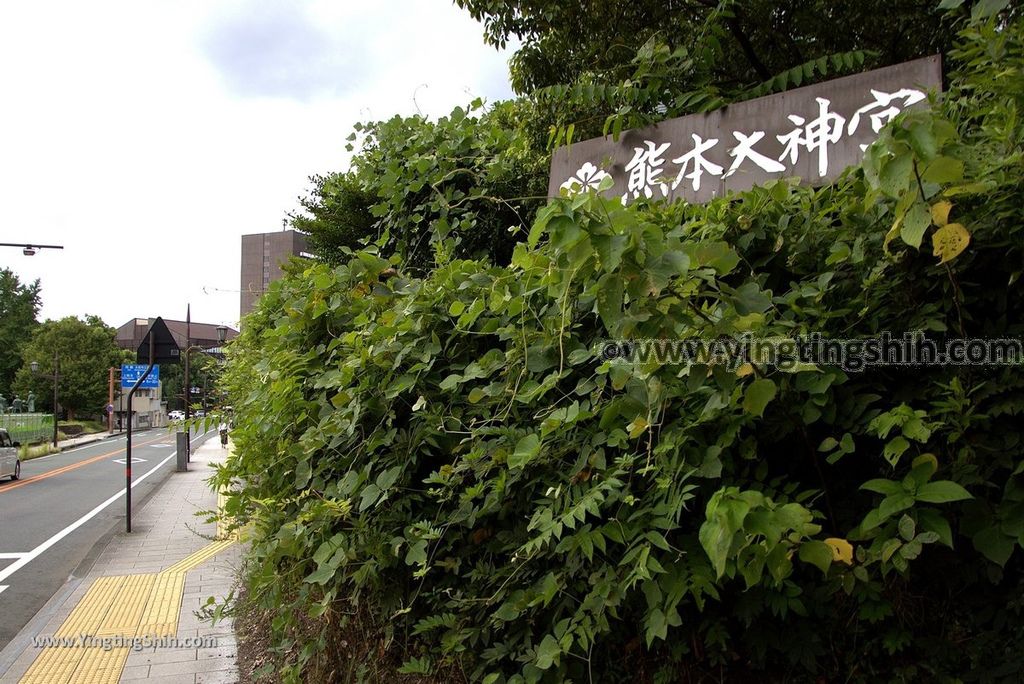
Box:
0, 427, 215, 650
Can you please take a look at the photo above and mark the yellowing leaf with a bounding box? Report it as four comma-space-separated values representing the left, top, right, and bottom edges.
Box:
735, 363, 754, 378
932, 223, 971, 264
627, 416, 649, 439
883, 220, 901, 252
825, 538, 854, 565
930, 200, 952, 227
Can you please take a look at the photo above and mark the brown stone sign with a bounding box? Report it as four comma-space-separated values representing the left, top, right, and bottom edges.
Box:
548, 55, 942, 205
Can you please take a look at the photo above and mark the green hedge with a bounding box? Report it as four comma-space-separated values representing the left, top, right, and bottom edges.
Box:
216, 16, 1024, 684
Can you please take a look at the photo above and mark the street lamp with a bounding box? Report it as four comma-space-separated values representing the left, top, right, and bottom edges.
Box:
216, 325, 228, 344
30, 351, 59, 447
0, 242, 64, 256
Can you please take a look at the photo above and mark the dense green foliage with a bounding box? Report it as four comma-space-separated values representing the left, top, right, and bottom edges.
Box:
0, 269, 41, 396
455, 0, 954, 95
13, 316, 124, 418
294, 99, 549, 273
161, 351, 224, 412
220, 8, 1024, 681
295, 0, 968, 275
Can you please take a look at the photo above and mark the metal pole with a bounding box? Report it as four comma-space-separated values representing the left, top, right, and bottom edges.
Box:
52, 351, 58, 448
108, 367, 114, 433
185, 305, 191, 462
125, 333, 155, 533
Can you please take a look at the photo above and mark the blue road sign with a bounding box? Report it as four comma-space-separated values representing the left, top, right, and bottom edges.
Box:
121, 363, 160, 389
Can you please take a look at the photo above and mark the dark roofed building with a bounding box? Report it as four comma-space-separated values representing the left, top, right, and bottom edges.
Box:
115, 318, 239, 354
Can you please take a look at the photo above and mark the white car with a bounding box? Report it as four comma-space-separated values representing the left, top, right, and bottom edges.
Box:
168, 410, 185, 421
0, 428, 22, 481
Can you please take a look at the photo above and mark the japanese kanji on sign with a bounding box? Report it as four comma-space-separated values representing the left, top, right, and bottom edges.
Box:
549, 56, 942, 205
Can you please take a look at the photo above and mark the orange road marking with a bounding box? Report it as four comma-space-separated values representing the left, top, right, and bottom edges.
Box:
0, 434, 169, 494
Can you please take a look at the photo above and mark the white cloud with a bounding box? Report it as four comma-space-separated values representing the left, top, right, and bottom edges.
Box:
0, 0, 514, 330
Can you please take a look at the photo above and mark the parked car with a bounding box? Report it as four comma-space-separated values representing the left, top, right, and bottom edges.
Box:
168, 410, 185, 421
0, 428, 22, 481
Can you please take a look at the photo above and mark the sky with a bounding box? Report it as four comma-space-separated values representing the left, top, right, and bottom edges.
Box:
0, 0, 515, 331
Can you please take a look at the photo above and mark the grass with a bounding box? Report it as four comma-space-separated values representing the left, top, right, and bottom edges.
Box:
19, 442, 59, 460
58, 420, 107, 436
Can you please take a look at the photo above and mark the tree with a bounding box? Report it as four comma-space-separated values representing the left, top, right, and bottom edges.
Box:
160, 350, 224, 412
0, 269, 41, 395
455, 0, 957, 95
13, 316, 124, 419
292, 99, 549, 273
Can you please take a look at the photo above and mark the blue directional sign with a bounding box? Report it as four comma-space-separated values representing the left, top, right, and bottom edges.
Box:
121, 364, 160, 389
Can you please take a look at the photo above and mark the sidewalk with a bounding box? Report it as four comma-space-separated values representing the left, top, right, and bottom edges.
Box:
0, 438, 243, 684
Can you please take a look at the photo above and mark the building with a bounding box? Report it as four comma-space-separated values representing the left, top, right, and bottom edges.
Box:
240, 229, 310, 318
113, 381, 166, 430
112, 317, 239, 424
115, 318, 238, 353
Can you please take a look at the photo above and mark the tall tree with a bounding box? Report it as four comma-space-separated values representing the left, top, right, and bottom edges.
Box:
13, 316, 123, 419
455, 0, 956, 95
0, 269, 41, 395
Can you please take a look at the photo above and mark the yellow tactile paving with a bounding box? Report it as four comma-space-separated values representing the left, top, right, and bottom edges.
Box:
18, 544, 236, 682
162, 539, 235, 575
95, 574, 156, 637
70, 647, 130, 684
136, 571, 186, 638
53, 576, 125, 638
19, 645, 81, 684
217, 490, 227, 537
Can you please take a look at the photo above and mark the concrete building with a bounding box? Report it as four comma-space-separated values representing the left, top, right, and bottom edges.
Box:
240, 230, 310, 318
113, 382, 166, 430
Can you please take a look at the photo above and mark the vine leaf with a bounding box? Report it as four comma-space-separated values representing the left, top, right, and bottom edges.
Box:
901, 201, 932, 248
932, 223, 971, 264
931, 200, 953, 227
824, 538, 854, 565
742, 379, 777, 417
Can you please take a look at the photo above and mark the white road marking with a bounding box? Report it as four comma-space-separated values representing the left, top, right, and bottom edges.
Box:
0, 586, 7, 595
112, 458, 147, 465
0, 430, 212, 588
0, 553, 27, 559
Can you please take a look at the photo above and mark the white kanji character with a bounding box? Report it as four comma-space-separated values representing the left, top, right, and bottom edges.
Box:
722, 130, 786, 178
622, 140, 671, 203
847, 88, 927, 136
777, 114, 806, 166
670, 134, 723, 192
777, 97, 846, 177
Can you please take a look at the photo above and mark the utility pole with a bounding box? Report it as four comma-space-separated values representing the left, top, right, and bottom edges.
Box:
52, 351, 59, 447
184, 304, 191, 462
108, 367, 114, 433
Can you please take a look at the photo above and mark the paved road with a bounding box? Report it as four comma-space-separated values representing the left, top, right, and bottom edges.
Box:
0, 428, 215, 650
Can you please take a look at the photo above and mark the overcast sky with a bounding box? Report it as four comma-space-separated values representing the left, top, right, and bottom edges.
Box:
0, 0, 515, 330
